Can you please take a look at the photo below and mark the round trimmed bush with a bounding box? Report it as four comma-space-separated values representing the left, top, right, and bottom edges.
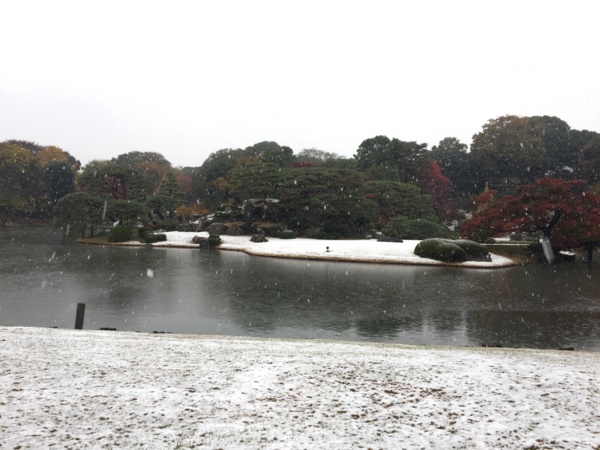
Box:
107, 226, 134, 243
278, 230, 297, 239
138, 227, 167, 243
453, 239, 488, 258
144, 232, 167, 244
414, 238, 467, 262
147, 233, 167, 243
208, 234, 222, 247
435, 242, 468, 262
413, 238, 446, 255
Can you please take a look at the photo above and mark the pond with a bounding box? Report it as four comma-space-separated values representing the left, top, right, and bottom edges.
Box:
1, 227, 600, 351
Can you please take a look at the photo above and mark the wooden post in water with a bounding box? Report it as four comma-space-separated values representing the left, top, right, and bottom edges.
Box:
75, 303, 86, 330
586, 246, 594, 263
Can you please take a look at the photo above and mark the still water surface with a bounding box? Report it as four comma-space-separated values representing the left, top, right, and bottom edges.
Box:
1, 228, 600, 350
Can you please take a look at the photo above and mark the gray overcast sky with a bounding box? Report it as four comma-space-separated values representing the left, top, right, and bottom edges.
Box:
1, 0, 599, 167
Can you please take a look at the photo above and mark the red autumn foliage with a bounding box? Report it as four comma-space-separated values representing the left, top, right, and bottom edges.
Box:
474, 189, 496, 210
418, 161, 457, 221
176, 172, 193, 194
460, 178, 600, 249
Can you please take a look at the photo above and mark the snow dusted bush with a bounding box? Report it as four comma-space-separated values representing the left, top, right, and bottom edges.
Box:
208, 234, 222, 247
415, 238, 488, 262
414, 239, 467, 262
432, 242, 467, 262
138, 227, 167, 244
453, 239, 488, 258
145, 233, 167, 243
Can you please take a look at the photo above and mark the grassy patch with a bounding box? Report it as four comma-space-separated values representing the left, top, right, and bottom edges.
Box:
77, 236, 109, 244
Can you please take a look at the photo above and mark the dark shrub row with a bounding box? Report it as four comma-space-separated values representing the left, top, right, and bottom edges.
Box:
107, 226, 134, 243
278, 230, 297, 239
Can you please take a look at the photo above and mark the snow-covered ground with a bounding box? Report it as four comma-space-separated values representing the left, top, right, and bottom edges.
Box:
1, 327, 598, 449
148, 232, 516, 268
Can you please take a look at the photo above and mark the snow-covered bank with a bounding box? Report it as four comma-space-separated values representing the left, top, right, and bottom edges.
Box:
149, 232, 517, 268
1, 327, 598, 449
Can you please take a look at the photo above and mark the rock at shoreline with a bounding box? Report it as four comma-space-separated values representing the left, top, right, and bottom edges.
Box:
192, 235, 222, 249
226, 224, 243, 236
208, 223, 228, 235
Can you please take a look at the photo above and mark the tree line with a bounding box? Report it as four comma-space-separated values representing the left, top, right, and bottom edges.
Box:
2, 114, 600, 247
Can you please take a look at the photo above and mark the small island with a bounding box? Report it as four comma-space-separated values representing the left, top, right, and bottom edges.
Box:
86, 230, 517, 268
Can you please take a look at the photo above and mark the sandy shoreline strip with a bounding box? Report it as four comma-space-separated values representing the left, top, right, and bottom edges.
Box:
1, 326, 598, 448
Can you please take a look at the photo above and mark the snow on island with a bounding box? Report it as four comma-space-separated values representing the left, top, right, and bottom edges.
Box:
146, 231, 517, 268
1, 326, 598, 448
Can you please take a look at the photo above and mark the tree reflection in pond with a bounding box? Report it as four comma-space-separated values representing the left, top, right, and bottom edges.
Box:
1, 228, 600, 351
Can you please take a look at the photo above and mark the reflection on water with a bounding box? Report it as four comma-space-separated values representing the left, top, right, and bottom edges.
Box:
1, 227, 600, 351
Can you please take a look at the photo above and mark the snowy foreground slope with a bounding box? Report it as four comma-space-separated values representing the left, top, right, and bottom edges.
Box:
151, 232, 517, 268
1, 327, 598, 449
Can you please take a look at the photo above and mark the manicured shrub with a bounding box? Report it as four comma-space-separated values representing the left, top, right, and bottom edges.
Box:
453, 239, 489, 258
414, 238, 444, 257
107, 226, 134, 243
278, 230, 297, 239
415, 238, 489, 262
143, 232, 165, 243
435, 242, 468, 262
138, 226, 167, 243
208, 234, 222, 247
146, 233, 167, 243
414, 238, 467, 262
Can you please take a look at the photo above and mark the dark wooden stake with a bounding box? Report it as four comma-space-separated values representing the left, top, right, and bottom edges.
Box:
580, 246, 594, 263
75, 303, 86, 330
